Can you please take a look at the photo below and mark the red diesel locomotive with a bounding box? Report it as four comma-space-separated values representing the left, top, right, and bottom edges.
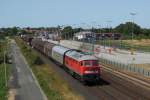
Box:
52, 46, 100, 82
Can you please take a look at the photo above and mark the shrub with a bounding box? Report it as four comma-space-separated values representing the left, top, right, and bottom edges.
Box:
33, 56, 43, 65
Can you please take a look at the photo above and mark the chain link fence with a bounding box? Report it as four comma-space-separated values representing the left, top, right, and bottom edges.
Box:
99, 58, 150, 77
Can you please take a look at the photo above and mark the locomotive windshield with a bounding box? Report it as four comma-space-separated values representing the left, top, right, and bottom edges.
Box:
83, 60, 99, 67
84, 61, 91, 66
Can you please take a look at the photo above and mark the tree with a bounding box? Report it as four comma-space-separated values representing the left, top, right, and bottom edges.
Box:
2, 27, 19, 36
73, 28, 83, 33
141, 29, 150, 36
11, 27, 18, 35
61, 26, 73, 39
115, 22, 141, 39
115, 22, 141, 34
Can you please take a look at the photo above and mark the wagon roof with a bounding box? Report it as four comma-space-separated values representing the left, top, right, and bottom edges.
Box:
44, 42, 55, 48
66, 51, 97, 61
52, 45, 71, 55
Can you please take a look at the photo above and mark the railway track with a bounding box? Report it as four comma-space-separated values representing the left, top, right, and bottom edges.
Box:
101, 63, 150, 89
31, 47, 150, 100
100, 70, 150, 100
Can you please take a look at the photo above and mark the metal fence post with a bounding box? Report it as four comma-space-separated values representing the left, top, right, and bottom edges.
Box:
143, 68, 144, 76
148, 71, 150, 77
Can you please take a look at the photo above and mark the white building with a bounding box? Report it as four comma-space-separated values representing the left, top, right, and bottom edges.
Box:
74, 31, 95, 40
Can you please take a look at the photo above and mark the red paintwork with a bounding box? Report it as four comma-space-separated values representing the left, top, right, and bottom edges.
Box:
64, 55, 100, 76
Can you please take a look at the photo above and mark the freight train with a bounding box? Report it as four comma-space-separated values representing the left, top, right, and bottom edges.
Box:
22, 36, 101, 83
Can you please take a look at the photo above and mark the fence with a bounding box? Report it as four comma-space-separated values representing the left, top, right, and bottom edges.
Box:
99, 58, 150, 77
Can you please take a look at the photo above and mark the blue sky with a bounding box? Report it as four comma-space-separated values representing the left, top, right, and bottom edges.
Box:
0, 0, 150, 28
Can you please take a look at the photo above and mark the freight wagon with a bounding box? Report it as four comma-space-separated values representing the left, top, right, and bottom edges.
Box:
21, 35, 33, 46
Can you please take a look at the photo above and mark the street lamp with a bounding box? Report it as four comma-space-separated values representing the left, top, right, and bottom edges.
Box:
91, 21, 97, 55
59, 25, 66, 40
130, 12, 136, 41
72, 24, 77, 40
80, 23, 86, 51
130, 12, 136, 55
81, 23, 86, 29
106, 20, 112, 47
106, 20, 112, 31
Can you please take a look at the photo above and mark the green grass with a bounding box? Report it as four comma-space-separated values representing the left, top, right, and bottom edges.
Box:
0, 64, 10, 100
0, 64, 7, 100
95, 40, 150, 52
15, 37, 83, 100
0, 38, 10, 100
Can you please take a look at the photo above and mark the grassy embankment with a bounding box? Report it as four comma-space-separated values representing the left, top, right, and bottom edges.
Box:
0, 38, 10, 100
15, 37, 83, 100
96, 39, 150, 52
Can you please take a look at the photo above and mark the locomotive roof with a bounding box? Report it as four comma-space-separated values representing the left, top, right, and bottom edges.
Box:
66, 50, 97, 61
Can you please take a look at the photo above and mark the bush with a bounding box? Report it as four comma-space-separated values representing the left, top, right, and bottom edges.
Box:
33, 56, 43, 65
0, 52, 3, 64
22, 49, 43, 66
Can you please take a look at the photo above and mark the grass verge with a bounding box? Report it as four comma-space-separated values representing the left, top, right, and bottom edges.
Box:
0, 64, 10, 100
15, 37, 83, 100
0, 38, 10, 100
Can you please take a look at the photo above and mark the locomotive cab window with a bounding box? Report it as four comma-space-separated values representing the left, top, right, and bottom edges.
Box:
84, 61, 91, 67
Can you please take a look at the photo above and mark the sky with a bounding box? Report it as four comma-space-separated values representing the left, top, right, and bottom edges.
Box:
0, 0, 150, 28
